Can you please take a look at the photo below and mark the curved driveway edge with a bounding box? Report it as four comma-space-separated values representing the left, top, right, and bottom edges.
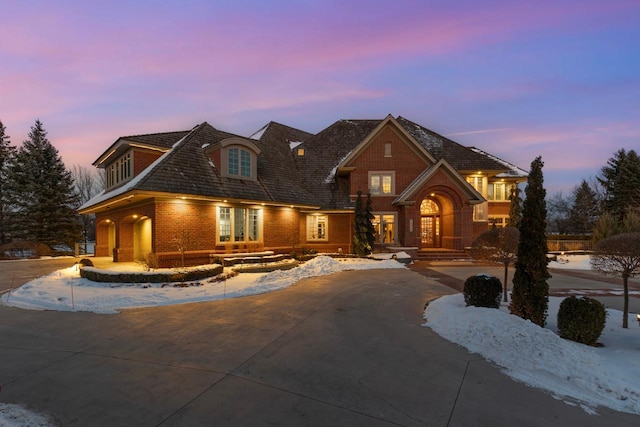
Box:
1, 268, 638, 426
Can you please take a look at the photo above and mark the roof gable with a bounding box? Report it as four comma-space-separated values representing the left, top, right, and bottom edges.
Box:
394, 159, 485, 205
337, 115, 436, 173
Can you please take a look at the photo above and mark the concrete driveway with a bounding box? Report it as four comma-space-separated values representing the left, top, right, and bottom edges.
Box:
1, 264, 638, 426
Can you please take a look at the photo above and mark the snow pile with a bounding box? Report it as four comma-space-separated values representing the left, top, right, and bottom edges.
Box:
549, 254, 592, 270
424, 294, 640, 415
1, 256, 404, 314
0, 403, 53, 426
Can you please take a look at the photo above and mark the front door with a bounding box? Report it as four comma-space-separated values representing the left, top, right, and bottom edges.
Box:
420, 199, 441, 248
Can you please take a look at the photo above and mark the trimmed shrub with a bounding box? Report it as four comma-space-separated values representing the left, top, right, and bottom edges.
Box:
463, 274, 502, 308
557, 297, 606, 346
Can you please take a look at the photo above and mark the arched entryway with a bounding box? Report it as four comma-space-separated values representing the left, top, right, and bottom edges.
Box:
420, 199, 441, 248
133, 217, 152, 261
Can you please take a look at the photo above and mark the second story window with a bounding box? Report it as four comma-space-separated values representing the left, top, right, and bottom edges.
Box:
106, 152, 132, 189
369, 172, 394, 195
488, 182, 508, 201
227, 147, 252, 178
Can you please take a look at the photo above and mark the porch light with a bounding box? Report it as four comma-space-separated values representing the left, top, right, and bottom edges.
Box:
181, 196, 186, 200
105, 219, 111, 223
637, 314, 640, 326
430, 192, 435, 197
223, 200, 228, 203
132, 214, 138, 219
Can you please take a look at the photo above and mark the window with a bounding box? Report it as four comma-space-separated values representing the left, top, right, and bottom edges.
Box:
369, 172, 394, 195
466, 175, 488, 221
488, 182, 508, 201
227, 147, 252, 178
384, 142, 392, 157
307, 215, 327, 241
297, 148, 305, 156
106, 152, 132, 188
372, 213, 396, 244
218, 207, 261, 243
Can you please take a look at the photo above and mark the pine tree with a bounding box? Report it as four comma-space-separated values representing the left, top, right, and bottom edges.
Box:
568, 180, 601, 235
507, 184, 522, 228
509, 156, 550, 327
5, 120, 81, 249
365, 193, 376, 252
0, 120, 16, 244
598, 149, 640, 221
352, 190, 373, 256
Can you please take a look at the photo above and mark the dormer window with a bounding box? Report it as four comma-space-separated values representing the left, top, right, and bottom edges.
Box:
106, 152, 132, 189
228, 147, 252, 177
218, 137, 261, 181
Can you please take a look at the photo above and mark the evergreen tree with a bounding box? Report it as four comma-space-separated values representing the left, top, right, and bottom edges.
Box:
5, 120, 81, 248
365, 193, 376, 252
352, 190, 373, 256
568, 180, 601, 235
507, 184, 522, 228
598, 149, 640, 221
0, 120, 16, 244
509, 156, 550, 327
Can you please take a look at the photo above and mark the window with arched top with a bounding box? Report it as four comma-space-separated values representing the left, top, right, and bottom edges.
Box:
420, 199, 439, 215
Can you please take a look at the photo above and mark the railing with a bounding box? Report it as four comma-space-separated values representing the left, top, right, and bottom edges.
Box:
547, 240, 593, 252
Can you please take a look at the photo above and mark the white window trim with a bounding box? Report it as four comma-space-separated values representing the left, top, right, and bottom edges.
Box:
488, 182, 509, 201
217, 206, 263, 244
306, 214, 328, 241
368, 171, 396, 196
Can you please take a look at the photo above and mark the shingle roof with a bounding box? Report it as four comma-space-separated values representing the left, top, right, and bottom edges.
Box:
293, 119, 382, 209
396, 116, 527, 176
83, 115, 528, 212
122, 130, 192, 149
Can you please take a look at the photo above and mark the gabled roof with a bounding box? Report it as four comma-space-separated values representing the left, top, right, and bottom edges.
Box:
336, 114, 436, 172
81, 122, 321, 214
93, 130, 191, 167
81, 115, 529, 214
394, 159, 485, 205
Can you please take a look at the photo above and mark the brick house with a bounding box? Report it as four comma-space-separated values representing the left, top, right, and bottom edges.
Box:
79, 115, 527, 266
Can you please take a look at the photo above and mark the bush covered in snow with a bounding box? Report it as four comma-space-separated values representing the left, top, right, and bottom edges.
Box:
557, 296, 606, 346
463, 274, 502, 308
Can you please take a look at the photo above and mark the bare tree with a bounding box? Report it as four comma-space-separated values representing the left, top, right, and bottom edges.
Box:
470, 227, 520, 302
591, 232, 640, 328
71, 165, 103, 244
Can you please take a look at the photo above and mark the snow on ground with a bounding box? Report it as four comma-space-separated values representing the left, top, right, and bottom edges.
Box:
0, 403, 54, 426
548, 254, 592, 270
1, 256, 404, 314
424, 294, 640, 415
4, 252, 640, 419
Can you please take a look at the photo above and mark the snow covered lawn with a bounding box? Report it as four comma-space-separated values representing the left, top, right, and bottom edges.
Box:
424, 294, 640, 415
1, 255, 405, 314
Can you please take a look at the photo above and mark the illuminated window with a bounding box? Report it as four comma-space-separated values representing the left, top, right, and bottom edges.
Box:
371, 213, 396, 244
488, 182, 508, 201
307, 215, 328, 241
369, 172, 394, 195
218, 207, 261, 243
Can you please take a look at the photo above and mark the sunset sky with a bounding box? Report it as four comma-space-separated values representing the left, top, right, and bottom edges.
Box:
1, 0, 639, 194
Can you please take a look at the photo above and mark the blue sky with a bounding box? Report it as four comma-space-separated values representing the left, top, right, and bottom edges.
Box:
1, 0, 639, 194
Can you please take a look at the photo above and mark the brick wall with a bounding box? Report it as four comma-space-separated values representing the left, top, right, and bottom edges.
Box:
133, 150, 162, 176
154, 200, 217, 253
